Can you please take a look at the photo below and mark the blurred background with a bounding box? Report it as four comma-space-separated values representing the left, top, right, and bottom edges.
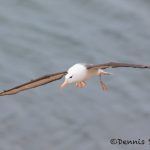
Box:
0, 0, 150, 150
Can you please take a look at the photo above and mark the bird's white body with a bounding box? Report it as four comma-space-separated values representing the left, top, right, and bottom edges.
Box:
66, 63, 110, 82
61, 63, 111, 88
66, 64, 89, 82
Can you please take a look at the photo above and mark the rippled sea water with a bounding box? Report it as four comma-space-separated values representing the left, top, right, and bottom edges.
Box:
0, 0, 150, 150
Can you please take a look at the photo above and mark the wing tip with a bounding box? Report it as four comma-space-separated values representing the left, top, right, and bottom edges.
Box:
0, 90, 18, 96
0, 91, 6, 96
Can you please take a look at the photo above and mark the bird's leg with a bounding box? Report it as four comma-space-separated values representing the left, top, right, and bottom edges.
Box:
75, 82, 80, 88
99, 75, 108, 91
76, 82, 82, 88
80, 81, 86, 88
75, 81, 86, 88
76, 82, 81, 88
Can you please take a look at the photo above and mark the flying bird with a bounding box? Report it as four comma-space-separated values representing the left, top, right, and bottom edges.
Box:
0, 62, 150, 96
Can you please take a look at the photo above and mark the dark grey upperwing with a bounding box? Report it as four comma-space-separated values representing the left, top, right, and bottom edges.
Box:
0, 71, 67, 96
87, 62, 150, 70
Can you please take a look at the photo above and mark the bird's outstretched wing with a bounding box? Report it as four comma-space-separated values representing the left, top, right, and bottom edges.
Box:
0, 71, 67, 96
87, 62, 150, 70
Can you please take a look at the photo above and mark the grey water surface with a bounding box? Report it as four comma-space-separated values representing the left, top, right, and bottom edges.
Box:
0, 0, 150, 150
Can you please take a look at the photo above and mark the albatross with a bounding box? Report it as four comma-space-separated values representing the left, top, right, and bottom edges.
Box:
0, 62, 150, 96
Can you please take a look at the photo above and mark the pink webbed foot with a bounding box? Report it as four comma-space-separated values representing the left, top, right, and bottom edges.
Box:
75, 81, 86, 88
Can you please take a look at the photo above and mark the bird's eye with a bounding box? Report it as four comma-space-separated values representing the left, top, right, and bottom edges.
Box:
69, 76, 73, 78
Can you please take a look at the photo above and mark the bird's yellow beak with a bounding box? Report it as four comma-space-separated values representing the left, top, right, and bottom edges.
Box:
60, 80, 68, 88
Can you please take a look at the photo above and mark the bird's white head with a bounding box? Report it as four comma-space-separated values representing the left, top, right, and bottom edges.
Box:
60, 64, 87, 88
